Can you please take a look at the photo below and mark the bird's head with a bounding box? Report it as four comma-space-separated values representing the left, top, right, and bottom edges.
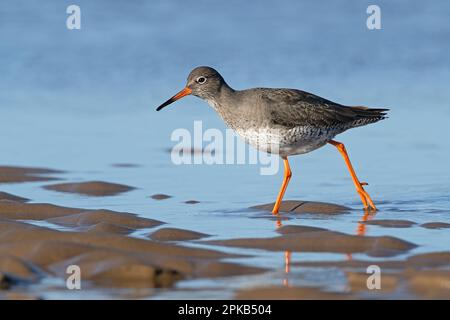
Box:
156, 66, 225, 111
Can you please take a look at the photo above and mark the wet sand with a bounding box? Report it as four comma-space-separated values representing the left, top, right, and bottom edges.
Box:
1, 165, 450, 299
43, 181, 135, 197
0, 194, 266, 298
252, 200, 350, 214
421, 222, 450, 229
150, 194, 172, 200
288, 252, 450, 299
359, 219, 416, 228
0, 192, 29, 203
0, 166, 62, 184
0, 166, 272, 298
148, 228, 210, 241
204, 225, 416, 257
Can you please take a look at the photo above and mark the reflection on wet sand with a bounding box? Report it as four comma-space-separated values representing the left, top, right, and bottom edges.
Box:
274, 215, 290, 287
277, 209, 377, 287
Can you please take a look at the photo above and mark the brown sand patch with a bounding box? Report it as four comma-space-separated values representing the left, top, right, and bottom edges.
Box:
0, 219, 265, 289
406, 251, 450, 268
421, 222, 450, 229
46, 209, 163, 229
149, 227, 210, 241
235, 286, 352, 300
0, 192, 29, 203
48, 250, 182, 288
276, 225, 329, 234
0, 291, 41, 300
194, 261, 266, 278
204, 228, 416, 257
75, 222, 135, 235
0, 257, 41, 290
0, 292, 40, 300
0, 202, 83, 220
43, 181, 135, 196
360, 219, 416, 228
0, 221, 229, 262
185, 200, 200, 204
405, 269, 450, 299
91, 263, 181, 288
252, 200, 350, 214
0, 202, 162, 235
0, 166, 62, 184
0, 255, 41, 282
0, 199, 209, 289
150, 194, 172, 200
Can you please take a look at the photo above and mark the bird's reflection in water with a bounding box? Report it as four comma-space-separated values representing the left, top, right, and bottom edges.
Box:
356, 210, 373, 236
274, 215, 292, 287
283, 251, 292, 287
275, 209, 377, 287
347, 209, 376, 260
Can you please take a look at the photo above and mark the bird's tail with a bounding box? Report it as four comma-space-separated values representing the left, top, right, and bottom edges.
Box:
349, 106, 389, 127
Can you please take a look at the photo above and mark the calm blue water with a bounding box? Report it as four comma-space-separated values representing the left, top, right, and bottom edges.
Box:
1, 0, 449, 299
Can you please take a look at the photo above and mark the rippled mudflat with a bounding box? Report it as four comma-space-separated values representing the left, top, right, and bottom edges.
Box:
1, 163, 449, 299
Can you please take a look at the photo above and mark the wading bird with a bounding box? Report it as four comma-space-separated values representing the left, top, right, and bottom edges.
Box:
156, 66, 387, 214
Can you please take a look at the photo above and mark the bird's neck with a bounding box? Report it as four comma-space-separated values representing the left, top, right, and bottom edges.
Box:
205, 84, 244, 129
205, 82, 233, 108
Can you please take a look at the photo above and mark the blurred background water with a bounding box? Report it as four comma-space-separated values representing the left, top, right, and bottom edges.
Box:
0, 0, 450, 299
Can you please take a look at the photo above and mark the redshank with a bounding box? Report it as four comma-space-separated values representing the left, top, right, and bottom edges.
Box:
156, 66, 388, 214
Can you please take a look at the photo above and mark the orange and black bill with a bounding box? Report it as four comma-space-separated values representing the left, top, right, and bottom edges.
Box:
156, 87, 192, 111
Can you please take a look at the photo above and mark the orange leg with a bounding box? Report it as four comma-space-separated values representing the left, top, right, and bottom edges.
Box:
272, 158, 292, 215
328, 140, 377, 211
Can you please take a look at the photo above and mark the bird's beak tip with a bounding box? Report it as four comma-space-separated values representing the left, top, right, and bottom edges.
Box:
155, 87, 192, 111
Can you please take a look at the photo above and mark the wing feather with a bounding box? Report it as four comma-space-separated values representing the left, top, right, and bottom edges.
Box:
259, 89, 388, 129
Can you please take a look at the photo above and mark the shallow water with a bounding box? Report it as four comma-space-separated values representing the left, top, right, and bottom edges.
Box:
1, 0, 450, 299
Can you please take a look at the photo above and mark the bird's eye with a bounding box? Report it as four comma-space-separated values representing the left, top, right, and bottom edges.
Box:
196, 76, 207, 84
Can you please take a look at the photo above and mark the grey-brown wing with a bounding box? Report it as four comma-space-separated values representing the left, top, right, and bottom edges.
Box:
260, 89, 388, 128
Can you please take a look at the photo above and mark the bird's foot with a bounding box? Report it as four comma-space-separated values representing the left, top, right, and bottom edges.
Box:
356, 183, 377, 211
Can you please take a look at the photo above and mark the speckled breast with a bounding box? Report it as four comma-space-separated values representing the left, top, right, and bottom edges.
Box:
234, 125, 336, 157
